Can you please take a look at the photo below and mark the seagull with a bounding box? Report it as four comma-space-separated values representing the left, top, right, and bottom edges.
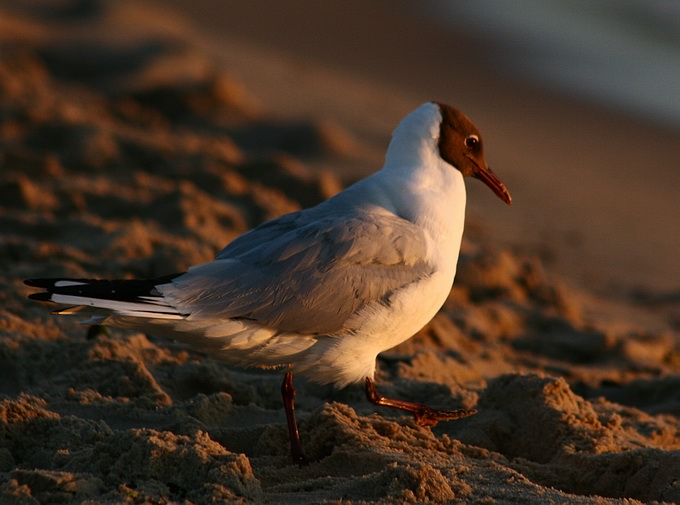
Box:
25, 102, 511, 464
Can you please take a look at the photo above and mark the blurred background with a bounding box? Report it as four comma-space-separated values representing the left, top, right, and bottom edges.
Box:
154, 0, 680, 293
5, 0, 680, 293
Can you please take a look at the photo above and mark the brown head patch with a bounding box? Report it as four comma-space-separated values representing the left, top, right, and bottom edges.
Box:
434, 102, 512, 204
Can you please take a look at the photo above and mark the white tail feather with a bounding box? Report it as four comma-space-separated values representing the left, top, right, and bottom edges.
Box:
50, 293, 182, 317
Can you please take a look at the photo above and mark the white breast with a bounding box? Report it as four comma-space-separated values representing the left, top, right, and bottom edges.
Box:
293, 161, 468, 387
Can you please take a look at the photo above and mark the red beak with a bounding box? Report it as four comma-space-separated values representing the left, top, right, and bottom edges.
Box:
474, 165, 512, 205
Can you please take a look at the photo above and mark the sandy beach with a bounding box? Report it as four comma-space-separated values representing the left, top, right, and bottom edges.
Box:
1, 1, 679, 503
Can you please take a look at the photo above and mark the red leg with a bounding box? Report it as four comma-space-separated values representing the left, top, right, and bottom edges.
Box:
281, 372, 307, 465
365, 377, 476, 427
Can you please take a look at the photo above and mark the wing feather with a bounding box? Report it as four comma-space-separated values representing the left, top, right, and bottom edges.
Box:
159, 209, 434, 335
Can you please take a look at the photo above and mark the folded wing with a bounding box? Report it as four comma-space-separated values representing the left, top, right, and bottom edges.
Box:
159, 209, 434, 335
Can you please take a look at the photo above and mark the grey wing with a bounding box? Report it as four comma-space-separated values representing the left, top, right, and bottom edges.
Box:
158, 211, 434, 335
214, 210, 306, 260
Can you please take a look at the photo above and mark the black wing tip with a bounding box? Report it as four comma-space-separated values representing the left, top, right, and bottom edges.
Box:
25, 278, 91, 303
25, 273, 185, 303
28, 292, 53, 302
25, 278, 62, 302
25, 278, 51, 288
24, 278, 92, 288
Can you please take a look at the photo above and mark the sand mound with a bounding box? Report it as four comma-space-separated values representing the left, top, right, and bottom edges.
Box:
1, 1, 678, 503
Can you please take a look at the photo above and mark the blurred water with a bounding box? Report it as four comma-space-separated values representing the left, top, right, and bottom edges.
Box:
426, 0, 680, 129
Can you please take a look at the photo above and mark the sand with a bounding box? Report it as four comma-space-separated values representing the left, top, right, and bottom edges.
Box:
1, 1, 679, 504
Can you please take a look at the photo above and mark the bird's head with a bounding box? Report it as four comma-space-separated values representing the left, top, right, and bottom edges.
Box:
436, 102, 512, 205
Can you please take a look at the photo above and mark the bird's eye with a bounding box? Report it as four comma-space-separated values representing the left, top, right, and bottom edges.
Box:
465, 135, 479, 150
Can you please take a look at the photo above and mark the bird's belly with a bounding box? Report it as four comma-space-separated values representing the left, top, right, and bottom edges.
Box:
294, 267, 455, 387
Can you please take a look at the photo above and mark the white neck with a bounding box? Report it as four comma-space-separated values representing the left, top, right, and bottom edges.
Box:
326, 103, 468, 269
373, 103, 468, 269
383, 105, 466, 224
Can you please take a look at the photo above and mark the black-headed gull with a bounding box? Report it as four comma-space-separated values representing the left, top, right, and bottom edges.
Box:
26, 102, 512, 464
